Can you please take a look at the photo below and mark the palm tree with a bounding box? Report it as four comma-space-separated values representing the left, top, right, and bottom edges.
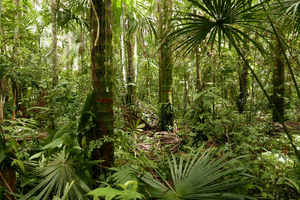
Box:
125, 14, 135, 108
90, 0, 114, 176
159, 0, 174, 132
169, 0, 300, 161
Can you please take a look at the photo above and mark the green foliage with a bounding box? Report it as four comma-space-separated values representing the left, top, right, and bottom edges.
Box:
52, 181, 75, 200
140, 147, 257, 199
99, 148, 257, 199
2, 0, 300, 198
114, 126, 158, 169
20, 147, 100, 200
88, 181, 144, 200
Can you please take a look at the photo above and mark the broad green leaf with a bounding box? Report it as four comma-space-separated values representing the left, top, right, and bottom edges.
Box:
29, 152, 44, 160
87, 188, 125, 197
42, 138, 63, 149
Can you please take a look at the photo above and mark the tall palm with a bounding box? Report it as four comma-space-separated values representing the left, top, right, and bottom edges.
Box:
90, 0, 114, 176
159, 0, 174, 132
169, 0, 300, 161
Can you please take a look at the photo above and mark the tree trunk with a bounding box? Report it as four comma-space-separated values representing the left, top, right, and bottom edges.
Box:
237, 39, 249, 113
51, 0, 58, 85
125, 16, 134, 107
0, 77, 9, 102
273, 42, 285, 122
90, 0, 114, 177
237, 60, 248, 113
0, 0, 2, 30
1, 163, 17, 200
0, 94, 3, 123
120, 3, 126, 88
159, 0, 173, 132
65, 35, 70, 71
126, 40, 134, 106
196, 46, 201, 94
141, 31, 150, 98
12, 80, 21, 115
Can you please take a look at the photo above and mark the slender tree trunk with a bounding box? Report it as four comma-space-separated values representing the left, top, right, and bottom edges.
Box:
238, 62, 248, 113
65, 35, 70, 71
11, 0, 21, 116
90, 0, 114, 177
140, 31, 150, 98
125, 17, 134, 107
184, 69, 188, 112
159, 0, 173, 132
194, 10, 202, 95
79, 30, 85, 73
0, 77, 9, 103
273, 42, 285, 122
0, 94, 4, 123
0, 0, 2, 53
126, 40, 134, 106
12, 0, 19, 60
120, 3, 126, 87
0, 0, 2, 29
51, 0, 58, 85
237, 39, 249, 113
134, 34, 138, 83
196, 47, 201, 94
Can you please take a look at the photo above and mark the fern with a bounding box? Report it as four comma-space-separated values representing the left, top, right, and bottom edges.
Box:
111, 166, 138, 185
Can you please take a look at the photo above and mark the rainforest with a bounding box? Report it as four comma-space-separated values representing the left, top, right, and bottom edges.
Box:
1, 0, 300, 199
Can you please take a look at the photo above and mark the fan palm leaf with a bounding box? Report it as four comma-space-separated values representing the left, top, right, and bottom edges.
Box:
20, 147, 101, 200
272, 0, 300, 33
139, 148, 256, 199
169, 0, 268, 57
169, 0, 300, 162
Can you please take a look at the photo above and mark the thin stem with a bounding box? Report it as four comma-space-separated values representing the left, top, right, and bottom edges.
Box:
90, 0, 100, 47
223, 29, 300, 163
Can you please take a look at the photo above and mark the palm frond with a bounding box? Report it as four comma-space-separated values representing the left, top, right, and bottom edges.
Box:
272, 0, 300, 33
138, 147, 257, 199
20, 147, 100, 200
169, 0, 268, 59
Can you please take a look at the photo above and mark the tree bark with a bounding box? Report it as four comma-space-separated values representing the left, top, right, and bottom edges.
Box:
65, 35, 70, 71
196, 46, 201, 94
51, 0, 58, 85
273, 42, 285, 122
126, 40, 134, 106
90, 0, 114, 177
159, 0, 173, 132
125, 16, 134, 107
1, 164, 17, 200
237, 59, 248, 113
0, 0, 2, 30
237, 38, 249, 113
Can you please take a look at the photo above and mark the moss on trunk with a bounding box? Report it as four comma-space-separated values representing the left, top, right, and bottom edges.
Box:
90, 0, 114, 177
